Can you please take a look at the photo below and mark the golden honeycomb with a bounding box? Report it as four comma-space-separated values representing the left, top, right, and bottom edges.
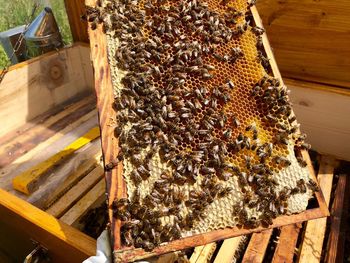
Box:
86, 0, 316, 251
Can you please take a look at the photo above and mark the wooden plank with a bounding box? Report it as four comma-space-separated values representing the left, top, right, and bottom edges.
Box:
86, 1, 329, 261
213, 237, 244, 263
12, 126, 100, 195
0, 95, 96, 168
60, 179, 106, 226
325, 174, 348, 263
257, 0, 350, 89
27, 142, 102, 209
298, 155, 337, 263
242, 229, 273, 263
0, 189, 96, 263
190, 245, 206, 263
286, 78, 350, 161
64, 0, 89, 43
0, 110, 97, 192
46, 164, 104, 217
272, 224, 302, 263
86, 0, 125, 252
0, 44, 93, 137
193, 243, 217, 263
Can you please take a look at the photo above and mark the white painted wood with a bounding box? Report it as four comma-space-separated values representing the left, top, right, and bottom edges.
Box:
287, 79, 350, 161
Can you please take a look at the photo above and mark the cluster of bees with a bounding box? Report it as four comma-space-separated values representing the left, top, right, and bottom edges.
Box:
85, 0, 319, 251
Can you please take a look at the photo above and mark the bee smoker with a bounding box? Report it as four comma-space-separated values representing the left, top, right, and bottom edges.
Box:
24, 7, 63, 58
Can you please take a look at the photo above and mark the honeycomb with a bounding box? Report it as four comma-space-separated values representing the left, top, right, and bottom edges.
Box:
86, 0, 317, 252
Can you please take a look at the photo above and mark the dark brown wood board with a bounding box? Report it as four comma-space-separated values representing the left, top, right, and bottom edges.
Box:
86, 1, 329, 262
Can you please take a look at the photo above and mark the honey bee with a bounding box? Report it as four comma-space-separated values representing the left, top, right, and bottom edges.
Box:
130, 169, 142, 184
252, 26, 265, 36
296, 179, 307, 193
218, 186, 234, 197
297, 156, 307, 167
307, 180, 320, 192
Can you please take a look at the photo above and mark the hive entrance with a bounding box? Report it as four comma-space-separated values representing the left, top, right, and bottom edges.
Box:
86, 0, 318, 253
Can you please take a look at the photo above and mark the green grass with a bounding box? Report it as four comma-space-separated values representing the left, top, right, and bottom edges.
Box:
0, 0, 73, 69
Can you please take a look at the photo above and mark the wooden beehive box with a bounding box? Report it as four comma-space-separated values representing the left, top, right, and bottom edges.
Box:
0, 0, 349, 262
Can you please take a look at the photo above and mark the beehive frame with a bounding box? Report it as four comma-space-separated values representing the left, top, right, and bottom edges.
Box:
86, 0, 329, 261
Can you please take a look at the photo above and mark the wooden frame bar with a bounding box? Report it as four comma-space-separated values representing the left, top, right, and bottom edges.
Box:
64, 0, 89, 43
86, 1, 329, 262
0, 189, 96, 263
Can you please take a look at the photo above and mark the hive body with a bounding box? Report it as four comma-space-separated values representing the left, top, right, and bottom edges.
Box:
87, 0, 315, 250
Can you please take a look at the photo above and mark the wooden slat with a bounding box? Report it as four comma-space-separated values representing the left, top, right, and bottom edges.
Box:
60, 179, 106, 226
86, 0, 125, 252
0, 189, 95, 263
0, 110, 97, 192
325, 174, 348, 263
0, 96, 96, 168
242, 229, 273, 263
28, 143, 102, 209
0, 44, 93, 137
272, 224, 302, 263
64, 0, 89, 42
213, 237, 244, 263
257, 0, 350, 89
46, 165, 104, 217
12, 127, 100, 195
286, 78, 350, 162
191, 243, 217, 263
298, 155, 337, 263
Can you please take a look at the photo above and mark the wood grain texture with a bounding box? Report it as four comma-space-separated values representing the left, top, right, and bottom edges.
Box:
0, 96, 96, 169
85, 0, 125, 253
298, 155, 336, 263
0, 189, 96, 263
272, 224, 301, 263
242, 229, 273, 263
86, 3, 329, 261
0, 44, 93, 138
12, 127, 100, 195
257, 0, 350, 88
27, 142, 102, 209
286, 78, 350, 161
325, 174, 347, 263
60, 179, 106, 226
64, 0, 89, 42
46, 164, 104, 218
190, 243, 216, 263
0, 110, 97, 195
213, 237, 244, 263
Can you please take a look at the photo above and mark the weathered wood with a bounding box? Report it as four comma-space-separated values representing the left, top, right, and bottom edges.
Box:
60, 179, 106, 226
0, 44, 93, 138
86, 0, 125, 252
0, 189, 96, 263
27, 142, 102, 209
213, 237, 244, 263
241, 229, 273, 263
190, 243, 217, 263
272, 224, 301, 263
12, 127, 100, 195
286, 78, 350, 162
298, 155, 337, 263
0, 110, 97, 193
46, 164, 104, 218
325, 174, 347, 263
64, 0, 89, 42
257, 0, 350, 88
0, 96, 96, 168
86, 1, 329, 261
